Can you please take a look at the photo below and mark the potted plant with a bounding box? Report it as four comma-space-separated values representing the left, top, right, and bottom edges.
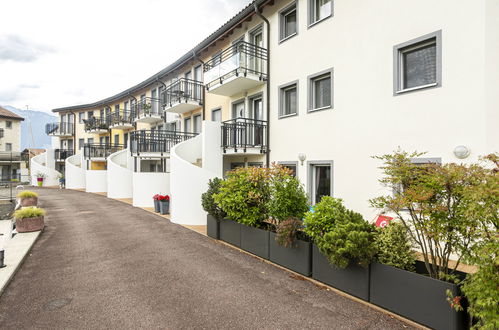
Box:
201, 178, 226, 239
153, 194, 161, 213
142, 103, 152, 115
303, 196, 376, 301
158, 195, 170, 215
14, 207, 45, 233
17, 190, 38, 207
35, 172, 46, 187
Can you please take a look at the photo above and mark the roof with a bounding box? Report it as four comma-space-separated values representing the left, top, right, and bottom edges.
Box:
0, 106, 24, 121
53, 0, 269, 113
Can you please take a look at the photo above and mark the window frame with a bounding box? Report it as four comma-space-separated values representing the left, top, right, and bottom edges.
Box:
393, 30, 442, 95
308, 0, 333, 28
278, 80, 299, 119
307, 160, 334, 204
5, 143, 12, 151
231, 98, 245, 119
184, 117, 191, 133
5, 121, 12, 129
278, 161, 299, 177
279, 1, 298, 43
211, 107, 222, 122
78, 112, 84, 124
193, 114, 202, 134
307, 67, 333, 113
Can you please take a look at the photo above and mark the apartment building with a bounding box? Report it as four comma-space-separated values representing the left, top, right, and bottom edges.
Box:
0, 106, 25, 181
42, 0, 498, 225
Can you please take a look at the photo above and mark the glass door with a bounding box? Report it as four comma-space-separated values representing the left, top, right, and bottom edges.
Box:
250, 97, 263, 145
312, 164, 331, 204
249, 27, 263, 73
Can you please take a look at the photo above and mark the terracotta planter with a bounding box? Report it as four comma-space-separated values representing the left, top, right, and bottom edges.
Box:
20, 196, 38, 207
16, 216, 44, 233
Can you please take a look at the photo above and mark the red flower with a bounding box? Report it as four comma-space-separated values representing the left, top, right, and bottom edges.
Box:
153, 194, 160, 201
157, 195, 170, 201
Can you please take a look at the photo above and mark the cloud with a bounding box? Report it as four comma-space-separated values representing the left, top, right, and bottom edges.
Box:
0, 84, 40, 103
0, 35, 55, 62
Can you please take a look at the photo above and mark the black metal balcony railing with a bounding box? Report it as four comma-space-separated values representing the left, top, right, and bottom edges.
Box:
162, 78, 204, 109
54, 149, 75, 161
83, 117, 109, 132
130, 130, 198, 155
131, 97, 162, 119
107, 110, 133, 127
203, 41, 268, 90
45, 122, 75, 136
83, 144, 124, 159
221, 118, 267, 153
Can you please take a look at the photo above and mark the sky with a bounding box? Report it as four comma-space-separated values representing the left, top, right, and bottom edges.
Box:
0, 0, 252, 113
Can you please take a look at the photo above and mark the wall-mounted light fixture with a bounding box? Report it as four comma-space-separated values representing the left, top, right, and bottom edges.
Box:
453, 145, 470, 159
298, 153, 306, 165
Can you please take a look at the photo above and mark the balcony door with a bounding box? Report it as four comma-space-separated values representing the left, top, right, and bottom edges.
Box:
194, 65, 202, 100
250, 96, 263, 146
184, 71, 192, 98
249, 27, 263, 73
151, 89, 158, 114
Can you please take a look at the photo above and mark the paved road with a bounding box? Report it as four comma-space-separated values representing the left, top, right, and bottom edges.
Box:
0, 188, 413, 329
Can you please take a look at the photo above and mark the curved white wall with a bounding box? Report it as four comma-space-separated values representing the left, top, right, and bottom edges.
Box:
170, 122, 223, 225
85, 170, 107, 193
65, 153, 86, 189
132, 172, 170, 207
30, 151, 61, 187
107, 149, 133, 199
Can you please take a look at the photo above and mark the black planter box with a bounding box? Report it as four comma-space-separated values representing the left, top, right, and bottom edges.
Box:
312, 245, 370, 301
206, 215, 220, 239
219, 219, 241, 247
370, 262, 466, 330
240, 225, 270, 259
269, 232, 312, 276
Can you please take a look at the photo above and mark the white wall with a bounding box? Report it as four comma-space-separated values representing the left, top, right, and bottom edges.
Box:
107, 149, 133, 199
132, 172, 170, 207
85, 170, 107, 193
65, 153, 86, 189
30, 151, 60, 186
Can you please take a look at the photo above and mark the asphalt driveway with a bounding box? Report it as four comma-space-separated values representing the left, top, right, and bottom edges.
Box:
0, 188, 414, 329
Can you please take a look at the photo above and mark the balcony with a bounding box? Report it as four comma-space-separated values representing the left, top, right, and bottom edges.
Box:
162, 78, 204, 114
130, 130, 198, 157
204, 41, 267, 97
132, 97, 162, 124
45, 122, 75, 137
54, 149, 75, 162
83, 143, 124, 161
221, 118, 267, 154
83, 117, 109, 134
107, 110, 133, 130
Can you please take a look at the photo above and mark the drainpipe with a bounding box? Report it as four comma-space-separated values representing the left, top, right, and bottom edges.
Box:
156, 77, 167, 124
254, 3, 270, 168
192, 50, 206, 120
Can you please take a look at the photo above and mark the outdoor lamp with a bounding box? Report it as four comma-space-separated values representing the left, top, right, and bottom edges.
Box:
298, 153, 306, 165
453, 145, 470, 159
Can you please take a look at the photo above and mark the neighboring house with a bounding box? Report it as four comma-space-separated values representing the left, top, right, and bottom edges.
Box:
43, 0, 499, 223
0, 106, 25, 181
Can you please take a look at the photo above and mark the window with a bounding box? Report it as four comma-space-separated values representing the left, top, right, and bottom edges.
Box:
124, 133, 128, 149
5, 143, 12, 151
184, 117, 191, 132
211, 108, 222, 122
124, 101, 129, 110
248, 162, 263, 168
5, 121, 12, 129
114, 104, 119, 112
99, 136, 104, 145
212, 52, 222, 66
105, 136, 110, 145
193, 115, 202, 133
78, 112, 84, 124
394, 31, 442, 94
249, 94, 263, 120
308, 69, 333, 111
78, 138, 84, 150
309, 0, 332, 26
279, 81, 298, 118
87, 111, 94, 119
232, 100, 245, 119
87, 138, 94, 144
280, 2, 297, 42
230, 163, 244, 170
308, 161, 333, 204
114, 134, 119, 146
278, 161, 298, 177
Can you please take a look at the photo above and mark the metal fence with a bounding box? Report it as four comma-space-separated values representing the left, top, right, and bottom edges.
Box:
130, 130, 198, 155
221, 118, 267, 153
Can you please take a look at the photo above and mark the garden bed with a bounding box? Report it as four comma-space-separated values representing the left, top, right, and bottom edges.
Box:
269, 232, 312, 276
219, 218, 241, 247
240, 225, 270, 259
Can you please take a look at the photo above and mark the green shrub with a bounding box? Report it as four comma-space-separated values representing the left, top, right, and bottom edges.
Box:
318, 219, 377, 268
213, 166, 270, 227
267, 165, 309, 222
375, 222, 416, 271
275, 218, 303, 247
17, 190, 38, 199
303, 196, 363, 243
14, 207, 45, 219
201, 178, 226, 220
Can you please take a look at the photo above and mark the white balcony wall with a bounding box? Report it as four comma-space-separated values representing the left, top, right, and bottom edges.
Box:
170, 121, 222, 225
85, 170, 107, 193
107, 149, 133, 199
30, 150, 60, 187
132, 172, 170, 207
65, 153, 86, 189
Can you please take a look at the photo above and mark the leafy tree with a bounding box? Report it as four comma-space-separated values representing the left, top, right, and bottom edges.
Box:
375, 222, 416, 271
201, 178, 226, 220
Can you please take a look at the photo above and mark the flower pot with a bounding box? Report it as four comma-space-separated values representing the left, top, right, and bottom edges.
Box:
159, 201, 170, 215
37, 178, 43, 187
153, 200, 160, 213
240, 225, 270, 259
206, 214, 220, 239
369, 261, 467, 330
219, 218, 241, 247
20, 196, 38, 207
15, 216, 44, 233
312, 245, 370, 301
269, 232, 312, 276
